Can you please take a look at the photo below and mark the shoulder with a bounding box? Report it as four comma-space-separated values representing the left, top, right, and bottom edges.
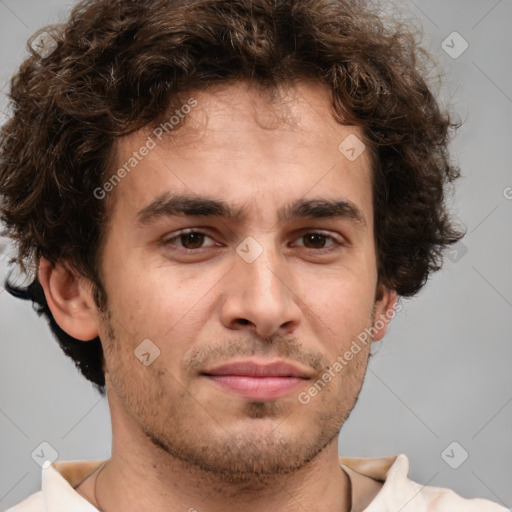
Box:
340, 453, 509, 512
4, 490, 46, 512
371, 453, 509, 512
417, 485, 509, 511
403, 480, 509, 512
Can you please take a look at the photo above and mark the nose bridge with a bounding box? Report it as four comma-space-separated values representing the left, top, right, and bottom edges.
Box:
236, 233, 287, 294
221, 233, 300, 337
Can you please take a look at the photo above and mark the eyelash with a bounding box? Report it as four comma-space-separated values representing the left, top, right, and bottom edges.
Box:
161, 228, 345, 253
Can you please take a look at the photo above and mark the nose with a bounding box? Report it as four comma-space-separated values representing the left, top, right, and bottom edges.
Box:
219, 241, 302, 340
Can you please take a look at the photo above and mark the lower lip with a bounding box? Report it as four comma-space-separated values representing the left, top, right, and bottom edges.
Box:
205, 375, 306, 400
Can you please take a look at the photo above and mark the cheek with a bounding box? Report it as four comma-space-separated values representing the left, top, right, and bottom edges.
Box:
102, 255, 217, 352
297, 279, 375, 371
302, 269, 375, 326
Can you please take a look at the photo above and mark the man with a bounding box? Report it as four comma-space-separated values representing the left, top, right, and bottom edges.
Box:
0, 0, 507, 510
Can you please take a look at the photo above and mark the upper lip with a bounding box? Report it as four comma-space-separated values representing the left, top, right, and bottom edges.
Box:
202, 360, 312, 379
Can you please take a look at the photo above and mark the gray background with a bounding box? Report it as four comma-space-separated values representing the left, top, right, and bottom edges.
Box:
1, 0, 511, 510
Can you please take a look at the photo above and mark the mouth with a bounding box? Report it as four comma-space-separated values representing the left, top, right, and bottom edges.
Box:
201, 360, 312, 400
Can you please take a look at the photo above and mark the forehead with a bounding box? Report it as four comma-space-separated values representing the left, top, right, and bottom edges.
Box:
107, 80, 374, 226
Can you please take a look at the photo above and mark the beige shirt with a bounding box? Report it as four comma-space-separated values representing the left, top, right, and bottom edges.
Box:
5, 453, 508, 512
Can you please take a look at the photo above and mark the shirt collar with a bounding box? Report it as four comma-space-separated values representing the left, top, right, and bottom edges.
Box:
43, 459, 105, 512
43, 454, 406, 511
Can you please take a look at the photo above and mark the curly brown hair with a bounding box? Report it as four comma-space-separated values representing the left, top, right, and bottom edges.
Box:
0, 0, 464, 394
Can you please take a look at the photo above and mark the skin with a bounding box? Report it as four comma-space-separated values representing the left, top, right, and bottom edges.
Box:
39, 80, 397, 512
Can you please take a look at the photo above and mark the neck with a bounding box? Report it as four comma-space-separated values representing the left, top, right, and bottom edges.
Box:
90, 421, 351, 511
87, 385, 352, 512
95, 442, 351, 512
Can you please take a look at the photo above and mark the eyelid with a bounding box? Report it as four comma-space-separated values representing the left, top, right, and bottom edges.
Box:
161, 227, 347, 252
161, 228, 219, 248
291, 228, 346, 247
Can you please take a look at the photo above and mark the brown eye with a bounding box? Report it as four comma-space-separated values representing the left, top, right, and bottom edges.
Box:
178, 232, 206, 249
163, 230, 217, 251
302, 233, 330, 249
293, 231, 341, 250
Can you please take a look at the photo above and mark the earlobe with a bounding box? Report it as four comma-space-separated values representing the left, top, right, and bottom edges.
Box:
38, 258, 100, 341
371, 286, 399, 342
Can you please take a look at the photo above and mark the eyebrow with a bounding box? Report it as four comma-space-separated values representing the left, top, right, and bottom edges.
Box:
136, 193, 367, 228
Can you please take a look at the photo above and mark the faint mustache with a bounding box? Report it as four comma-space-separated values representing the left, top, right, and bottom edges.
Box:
180, 335, 328, 376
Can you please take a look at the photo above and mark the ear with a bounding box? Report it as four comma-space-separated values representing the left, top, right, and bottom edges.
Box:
38, 257, 100, 341
371, 285, 399, 342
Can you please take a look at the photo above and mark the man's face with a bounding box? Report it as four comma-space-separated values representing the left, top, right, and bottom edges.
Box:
94, 80, 393, 478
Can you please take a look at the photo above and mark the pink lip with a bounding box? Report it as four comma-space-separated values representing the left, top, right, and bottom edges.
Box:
202, 360, 311, 400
